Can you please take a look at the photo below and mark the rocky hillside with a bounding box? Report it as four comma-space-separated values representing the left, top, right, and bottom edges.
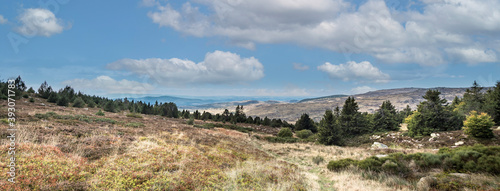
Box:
244, 87, 468, 122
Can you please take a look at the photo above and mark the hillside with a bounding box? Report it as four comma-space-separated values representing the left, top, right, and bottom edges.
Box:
1, 97, 499, 190
243, 87, 469, 122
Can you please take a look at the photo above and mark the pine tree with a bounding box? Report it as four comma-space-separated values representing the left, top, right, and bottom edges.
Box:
57, 95, 69, 106
104, 100, 116, 112
407, 89, 462, 137
47, 92, 59, 103
373, 100, 399, 132
295, 113, 316, 132
463, 81, 485, 113
340, 97, 368, 136
484, 81, 500, 125
38, 81, 53, 99
72, 97, 86, 108
318, 109, 343, 145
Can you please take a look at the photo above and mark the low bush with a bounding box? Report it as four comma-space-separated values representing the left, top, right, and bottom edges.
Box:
327, 158, 357, 171
277, 128, 293, 138
264, 136, 299, 143
312, 155, 324, 165
96, 110, 105, 116
186, 118, 194, 125
296, 129, 313, 139
126, 113, 143, 118
126, 122, 145, 128
327, 144, 500, 177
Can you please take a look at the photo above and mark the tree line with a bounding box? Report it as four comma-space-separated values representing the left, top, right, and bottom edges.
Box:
293, 81, 500, 146
0, 76, 292, 128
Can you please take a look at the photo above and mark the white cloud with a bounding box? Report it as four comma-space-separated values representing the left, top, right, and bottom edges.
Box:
293, 63, 309, 71
0, 15, 7, 24
254, 88, 310, 97
107, 50, 264, 86
16, 8, 68, 37
445, 47, 498, 64
317, 61, 390, 83
145, 0, 500, 65
351, 86, 377, 94
63, 76, 154, 94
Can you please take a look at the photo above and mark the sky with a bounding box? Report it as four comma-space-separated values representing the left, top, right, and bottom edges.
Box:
0, 0, 499, 99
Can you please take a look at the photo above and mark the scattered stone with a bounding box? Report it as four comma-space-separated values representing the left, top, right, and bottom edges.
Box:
431, 133, 439, 138
83, 108, 88, 111
371, 135, 381, 139
371, 142, 388, 149
449, 173, 470, 179
455, 141, 464, 146
417, 176, 437, 191
375, 154, 388, 158
40, 103, 45, 106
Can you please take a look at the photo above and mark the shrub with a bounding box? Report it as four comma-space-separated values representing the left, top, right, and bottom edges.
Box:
463, 111, 495, 138
278, 128, 293, 138
96, 110, 105, 116
126, 122, 145, 128
57, 96, 69, 106
312, 155, 324, 165
296, 129, 313, 139
186, 117, 194, 125
327, 158, 357, 171
29, 98, 35, 102
357, 157, 383, 172
22, 94, 29, 98
264, 136, 299, 143
126, 113, 143, 118
72, 97, 86, 108
87, 100, 96, 108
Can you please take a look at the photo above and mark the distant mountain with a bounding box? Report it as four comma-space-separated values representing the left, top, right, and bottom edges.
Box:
298, 94, 348, 103
129, 96, 207, 107
243, 87, 472, 122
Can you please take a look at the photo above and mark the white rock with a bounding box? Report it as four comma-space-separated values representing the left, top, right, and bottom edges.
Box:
375, 154, 388, 158
455, 141, 464, 146
431, 133, 439, 138
371, 142, 388, 148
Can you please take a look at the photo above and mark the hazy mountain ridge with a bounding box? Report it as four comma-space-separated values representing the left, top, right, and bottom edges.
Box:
243, 87, 471, 122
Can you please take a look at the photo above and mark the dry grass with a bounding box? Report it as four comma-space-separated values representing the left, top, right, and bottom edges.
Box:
0, 98, 499, 190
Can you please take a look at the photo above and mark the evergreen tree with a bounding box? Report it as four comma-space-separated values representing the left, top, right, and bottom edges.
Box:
183, 110, 191, 119
57, 95, 69, 106
295, 113, 316, 132
373, 100, 399, 132
14, 76, 27, 92
87, 99, 96, 108
318, 109, 343, 145
104, 100, 116, 112
484, 81, 500, 125
38, 81, 53, 99
463, 81, 485, 113
340, 97, 368, 136
27, 87, 35, 94
47, 92, 59, 103
72, 97, 86, 108
406, 89, 462, 137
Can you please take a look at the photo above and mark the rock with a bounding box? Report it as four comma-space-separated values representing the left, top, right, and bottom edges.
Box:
375, 154, 388, 158
417, 176, 437, 191
449, 173, 470, 179
371, 142, 388, 149
40, 103, 45, 106
431, 133, 439, 138
455, 141, 464, 146
83, 108, 88, 111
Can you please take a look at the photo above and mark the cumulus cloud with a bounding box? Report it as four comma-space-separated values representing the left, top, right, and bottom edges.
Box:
317, 61, 390, 83
0, 15, 7, 24
16, 8, 68, 37
107, 50, 264, 86
145, 0, 500, 65
351, 86, 377, 94
293, 63, 309, 71
63, 76, 154, 94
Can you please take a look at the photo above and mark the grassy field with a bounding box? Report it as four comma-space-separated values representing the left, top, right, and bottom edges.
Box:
0, 97, 499, 190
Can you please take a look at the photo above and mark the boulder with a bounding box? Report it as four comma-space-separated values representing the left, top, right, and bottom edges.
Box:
430, 133, 439, 138
417, 176, 436, 191
371, 142, 388, 148
454, 141, 464, 146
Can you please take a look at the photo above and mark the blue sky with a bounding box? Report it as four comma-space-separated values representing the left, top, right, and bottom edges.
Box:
0, 0, 499, 98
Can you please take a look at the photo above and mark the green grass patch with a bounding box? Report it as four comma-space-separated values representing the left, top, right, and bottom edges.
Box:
125, 122, 145, 128
126, 113, 143, 118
